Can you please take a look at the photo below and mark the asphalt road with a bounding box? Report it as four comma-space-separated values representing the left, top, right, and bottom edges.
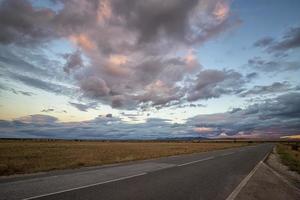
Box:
0, 143, 274, 200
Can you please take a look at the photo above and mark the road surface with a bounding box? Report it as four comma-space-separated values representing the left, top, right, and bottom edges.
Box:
0, 143, 273, 200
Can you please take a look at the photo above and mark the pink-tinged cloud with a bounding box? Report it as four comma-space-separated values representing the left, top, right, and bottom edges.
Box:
57, 0, 239, 108
0, 0, 240, 109
97, 0, 112, 23
213, 1, 230, 21
69, 34, 96, 51
193, 127, 215, 133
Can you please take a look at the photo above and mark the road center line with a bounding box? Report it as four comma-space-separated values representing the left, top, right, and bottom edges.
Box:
22, 173, 147, 200
177, 156, 215, 167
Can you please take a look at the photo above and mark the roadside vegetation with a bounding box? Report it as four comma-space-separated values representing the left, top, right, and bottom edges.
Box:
277, 143, 300, 174
0, 140, 248, 176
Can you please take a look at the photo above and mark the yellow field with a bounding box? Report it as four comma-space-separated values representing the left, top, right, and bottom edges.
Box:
0, 140, 248, 176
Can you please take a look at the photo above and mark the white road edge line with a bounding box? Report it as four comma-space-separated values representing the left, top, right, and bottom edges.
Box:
177, 156, 215, 167
225, 152, 270, 200
22, 173, 147, 200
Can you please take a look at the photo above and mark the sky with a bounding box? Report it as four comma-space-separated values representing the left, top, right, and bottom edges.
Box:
0, 0, 300, 139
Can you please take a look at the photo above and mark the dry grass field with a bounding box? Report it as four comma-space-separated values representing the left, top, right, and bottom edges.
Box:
277, 143, 300, 174
0, 140, 248, 176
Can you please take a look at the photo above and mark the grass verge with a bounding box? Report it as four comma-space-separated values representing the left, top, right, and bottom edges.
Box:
0, 140, 248, 176
277, 143, 300, 174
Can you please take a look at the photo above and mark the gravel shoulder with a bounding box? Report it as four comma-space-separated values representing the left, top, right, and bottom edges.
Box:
235, 146, 300, 200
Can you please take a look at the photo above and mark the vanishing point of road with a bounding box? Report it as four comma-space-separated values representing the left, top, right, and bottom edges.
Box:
0, 143, 274, 200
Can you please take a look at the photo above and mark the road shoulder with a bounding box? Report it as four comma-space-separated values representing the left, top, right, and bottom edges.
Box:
234, 147, 300, 200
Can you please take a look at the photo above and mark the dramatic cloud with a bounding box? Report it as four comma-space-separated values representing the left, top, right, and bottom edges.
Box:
254, 26, 300, 53
239, 81, 297, 97
1, 0, 299, 139
189, 92, 300, 138
0, 116, 196, 139
187, 69, 245, 101
0, 0, 240, 109
9, 72, 73, 95
271, 26, 300, 52
0, 46, 50, 77
63, 51, 84, 73
79, 76, 110, 98
253, 37, 274, 48
0, 0, 56, 45
1, 92, 299, 139
247, 57, 300, 72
